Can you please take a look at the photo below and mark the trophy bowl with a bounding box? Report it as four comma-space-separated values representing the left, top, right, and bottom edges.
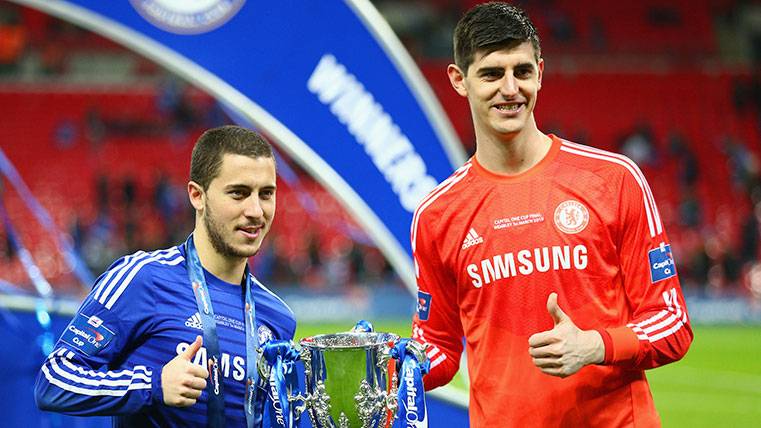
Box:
299, 332, 400, 428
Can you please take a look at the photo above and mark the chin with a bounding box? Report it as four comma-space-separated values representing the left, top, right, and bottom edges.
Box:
233, 246, 259, 258
242, 242, 264, 257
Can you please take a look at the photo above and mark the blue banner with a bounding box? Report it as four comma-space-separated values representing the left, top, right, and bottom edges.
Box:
12, 0, 465, 293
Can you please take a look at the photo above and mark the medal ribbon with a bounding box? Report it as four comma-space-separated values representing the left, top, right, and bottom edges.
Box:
185, 236, 260, 428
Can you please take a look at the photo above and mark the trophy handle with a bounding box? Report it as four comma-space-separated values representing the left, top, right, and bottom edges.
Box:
258, 340, 311, 426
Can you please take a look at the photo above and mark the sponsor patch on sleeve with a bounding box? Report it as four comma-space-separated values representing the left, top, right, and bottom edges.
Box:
417, 291, 432, 321
60, 313, 115, 356
648, 244, 677, 283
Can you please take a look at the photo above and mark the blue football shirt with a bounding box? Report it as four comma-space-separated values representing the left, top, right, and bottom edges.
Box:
34, 243, 296, 427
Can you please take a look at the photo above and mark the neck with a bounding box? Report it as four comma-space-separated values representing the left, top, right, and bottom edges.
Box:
474, 118, 552, 175
191, 228, 247, 285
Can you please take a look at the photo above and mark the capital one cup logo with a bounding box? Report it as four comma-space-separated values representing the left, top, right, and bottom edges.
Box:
130, 0, 246, 35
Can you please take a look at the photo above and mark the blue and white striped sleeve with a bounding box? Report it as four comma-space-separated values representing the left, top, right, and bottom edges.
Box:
34, 248, 181, 415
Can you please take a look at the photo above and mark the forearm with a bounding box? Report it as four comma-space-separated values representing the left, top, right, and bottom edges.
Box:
35, 347, 159, 416
421, 347, 460, 391
412, 322, 462, 391
597, 320, 693, 369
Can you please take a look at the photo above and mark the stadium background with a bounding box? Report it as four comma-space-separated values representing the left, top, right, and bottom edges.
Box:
0, 0, 759, 427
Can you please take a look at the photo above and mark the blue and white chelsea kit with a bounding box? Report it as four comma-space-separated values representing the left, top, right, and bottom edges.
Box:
34, 242, 296, 427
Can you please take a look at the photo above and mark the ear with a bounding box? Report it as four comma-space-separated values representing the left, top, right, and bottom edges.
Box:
537, 58, 544, 91
187, 181, 205, 212
447, 64, 468, 98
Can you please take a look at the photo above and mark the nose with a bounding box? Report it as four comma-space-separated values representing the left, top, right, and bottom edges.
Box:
500, 75, 519, 97
243, 196, 264, 219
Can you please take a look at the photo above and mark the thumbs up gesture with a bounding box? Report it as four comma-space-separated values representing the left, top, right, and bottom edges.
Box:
161, 336, 209, 407
527, 293, 605, 378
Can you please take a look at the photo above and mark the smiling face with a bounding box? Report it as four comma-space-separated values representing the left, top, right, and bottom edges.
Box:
191, 153, 276, 260
449, 41, 543, 142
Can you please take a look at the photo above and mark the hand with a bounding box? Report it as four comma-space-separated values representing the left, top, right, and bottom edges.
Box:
527, 293, 604, 378
161, 335, 209, 407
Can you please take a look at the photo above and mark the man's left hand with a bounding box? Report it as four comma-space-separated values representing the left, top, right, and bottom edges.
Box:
528, 293, 605, 378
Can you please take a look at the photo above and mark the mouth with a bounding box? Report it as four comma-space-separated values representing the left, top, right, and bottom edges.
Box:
493, 102, 524, 115
237, 224, 264, 240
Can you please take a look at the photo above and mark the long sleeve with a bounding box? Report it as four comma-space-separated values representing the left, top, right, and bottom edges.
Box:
598, 166, 694, 368
410, 207, 464, 391
35, 251, 163, 415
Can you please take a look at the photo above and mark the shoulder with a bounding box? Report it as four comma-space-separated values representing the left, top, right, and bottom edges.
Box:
250, 275, 296, 338
91, 246, 185, 311
412, 161, 474, 234
556, 138, 646, 184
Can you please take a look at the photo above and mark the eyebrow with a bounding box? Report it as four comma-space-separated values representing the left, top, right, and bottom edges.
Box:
514, 62, 535, 71
475, 62, 535, 75
225, 183, 277, 191
225, 184, 252, 191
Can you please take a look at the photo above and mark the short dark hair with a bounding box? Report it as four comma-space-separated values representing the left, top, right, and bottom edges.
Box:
453, 2, 541, 74
190, 125, 274, 190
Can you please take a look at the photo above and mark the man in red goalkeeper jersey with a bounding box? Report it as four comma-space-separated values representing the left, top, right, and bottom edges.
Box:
410, 2, 693, 427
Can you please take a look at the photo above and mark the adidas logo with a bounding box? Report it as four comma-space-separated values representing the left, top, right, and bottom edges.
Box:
185, 312, 203, 330
462, 228, 484, 250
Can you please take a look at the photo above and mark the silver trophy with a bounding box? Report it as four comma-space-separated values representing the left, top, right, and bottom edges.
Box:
259, 331, 427, 428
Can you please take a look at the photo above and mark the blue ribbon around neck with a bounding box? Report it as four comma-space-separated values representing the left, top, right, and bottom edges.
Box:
185, 235, 260, 428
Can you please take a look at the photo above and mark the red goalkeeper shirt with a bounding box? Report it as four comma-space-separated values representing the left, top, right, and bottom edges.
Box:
411, 136, 693, 427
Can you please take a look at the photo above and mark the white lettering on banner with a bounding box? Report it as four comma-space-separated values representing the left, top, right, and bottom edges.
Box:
467, 245, 588, 287
404, 365, 419, 422
269, 374, 286, 426
307, 54, 438, 212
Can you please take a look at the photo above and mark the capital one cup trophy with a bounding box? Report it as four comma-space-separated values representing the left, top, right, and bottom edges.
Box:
258, 326, 429, 428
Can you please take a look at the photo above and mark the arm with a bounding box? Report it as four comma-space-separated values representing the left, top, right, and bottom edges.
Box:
35, 255, 162, 415
599, 168, 693, 369
410, 211, 464, 390
529, 163, 693, 376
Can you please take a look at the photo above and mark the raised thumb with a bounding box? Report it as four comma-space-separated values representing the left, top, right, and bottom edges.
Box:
547, 293, 568, 325
181, 335, 203, 360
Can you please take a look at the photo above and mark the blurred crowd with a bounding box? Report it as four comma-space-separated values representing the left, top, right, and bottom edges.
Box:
1, 1, 761, 300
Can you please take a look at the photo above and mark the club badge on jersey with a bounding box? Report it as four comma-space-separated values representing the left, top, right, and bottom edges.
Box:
648, 244, 677, 283
60, 313, 115, 356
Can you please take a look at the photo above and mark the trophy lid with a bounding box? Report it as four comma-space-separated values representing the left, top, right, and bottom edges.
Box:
299, 332, 399, 349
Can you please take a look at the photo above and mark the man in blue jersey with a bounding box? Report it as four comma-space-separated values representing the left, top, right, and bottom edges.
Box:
35, 125, 297, 427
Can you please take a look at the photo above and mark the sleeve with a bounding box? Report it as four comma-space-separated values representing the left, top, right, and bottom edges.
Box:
410, 211, 464, 390
597, 167, 693, 369
34, 254, 162, 415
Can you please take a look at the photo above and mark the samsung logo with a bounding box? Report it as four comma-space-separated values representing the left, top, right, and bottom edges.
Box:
467, 245, 588, 288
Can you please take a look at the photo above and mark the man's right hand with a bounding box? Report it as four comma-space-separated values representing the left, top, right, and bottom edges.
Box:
161, 335, 209, 407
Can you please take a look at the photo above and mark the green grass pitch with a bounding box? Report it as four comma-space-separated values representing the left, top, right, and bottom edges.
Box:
294, 322, 761, 427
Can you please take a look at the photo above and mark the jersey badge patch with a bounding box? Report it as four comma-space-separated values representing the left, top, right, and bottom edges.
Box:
61, 313, 115, 356
648, 244, 677, 283
417, 291, 432, 321
258, 325, 274, 345
554, 200, 589, 234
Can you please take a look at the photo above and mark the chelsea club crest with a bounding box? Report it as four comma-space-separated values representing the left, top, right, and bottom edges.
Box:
130, 0, 246, 35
